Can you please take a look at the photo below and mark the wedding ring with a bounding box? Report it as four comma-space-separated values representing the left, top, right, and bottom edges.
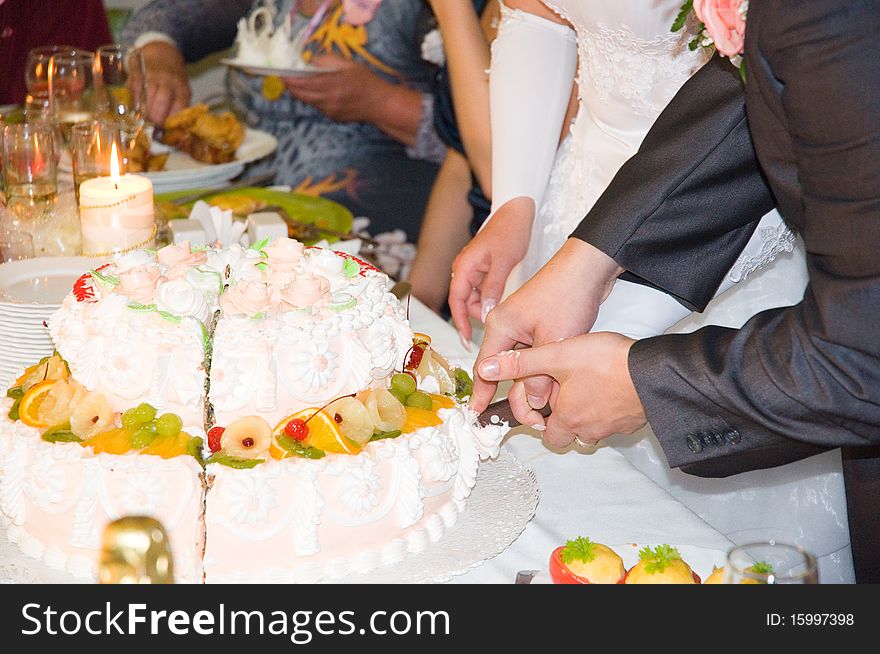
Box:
573, 436, 589, 448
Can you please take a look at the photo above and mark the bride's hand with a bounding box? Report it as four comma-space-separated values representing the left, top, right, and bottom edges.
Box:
470, 238, 623, 417
449, 199, 534, 341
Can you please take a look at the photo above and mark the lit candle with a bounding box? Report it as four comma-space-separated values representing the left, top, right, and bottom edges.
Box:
78, 142, 155, 257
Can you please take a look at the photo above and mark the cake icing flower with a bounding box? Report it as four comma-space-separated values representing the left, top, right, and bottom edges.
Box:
264, 237, 305, 274
220, 280, 280, 318
281, 273, 331, 309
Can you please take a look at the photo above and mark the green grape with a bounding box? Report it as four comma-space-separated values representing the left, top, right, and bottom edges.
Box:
390, 372, 417, 397
131, 425, 158, 449
121, 408, 143, 431
405, 390, 433, 410
389, 387, 408, 406
155, 413, 183, 438
133, 403, 157, 423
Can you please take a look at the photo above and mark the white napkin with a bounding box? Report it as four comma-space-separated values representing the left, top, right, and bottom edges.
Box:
189, 201, 246, 248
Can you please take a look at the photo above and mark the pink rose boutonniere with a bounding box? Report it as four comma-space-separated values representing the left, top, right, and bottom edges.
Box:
673, 0, 748, 78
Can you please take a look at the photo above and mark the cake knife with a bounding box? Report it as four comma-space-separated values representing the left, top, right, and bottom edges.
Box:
477, 398, 551, 429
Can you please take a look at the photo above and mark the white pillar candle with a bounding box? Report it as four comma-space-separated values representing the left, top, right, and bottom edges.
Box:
78, 143, 156, 256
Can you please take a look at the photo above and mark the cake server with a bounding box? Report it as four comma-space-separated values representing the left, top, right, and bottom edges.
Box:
477, 398, 551, 429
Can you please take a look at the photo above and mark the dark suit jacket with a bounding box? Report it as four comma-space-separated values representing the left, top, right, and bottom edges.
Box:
572, 0, 880, 478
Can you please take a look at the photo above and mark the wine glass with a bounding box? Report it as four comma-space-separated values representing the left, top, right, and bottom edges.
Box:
724, 541, 818, 584
95, 45, 147, 132
47, 51, 100, 150
24, 45, 85, 111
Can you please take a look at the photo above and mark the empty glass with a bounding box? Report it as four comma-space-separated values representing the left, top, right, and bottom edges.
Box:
24, 45, 85, 111
47, 51, 100, 149
725, 541, 819, 584
96, 45, 147, 130
70, 119, 124, 200
1, 122, 58, 210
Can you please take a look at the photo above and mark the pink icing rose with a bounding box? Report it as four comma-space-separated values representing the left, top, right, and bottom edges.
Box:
220, 280, 279, 317
693, 0, 747, 57
342, 0, 382, 26
157, 241, 208, 280
281, 273, 330, 309
263, 237, 305, 273
116, 265, 161, 304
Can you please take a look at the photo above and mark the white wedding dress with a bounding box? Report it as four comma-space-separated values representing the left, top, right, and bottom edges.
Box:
489, 0, 852, 581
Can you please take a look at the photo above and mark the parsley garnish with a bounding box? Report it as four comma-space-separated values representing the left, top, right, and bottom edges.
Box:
639, 544, 683, 574
561, 537, 597, 564
749, 561, 774, 575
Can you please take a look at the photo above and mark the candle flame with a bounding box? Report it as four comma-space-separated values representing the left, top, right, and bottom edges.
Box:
110, 142, 121, 186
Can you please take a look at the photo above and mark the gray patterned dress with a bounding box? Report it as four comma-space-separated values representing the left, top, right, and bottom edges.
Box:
122, 0, 443, 239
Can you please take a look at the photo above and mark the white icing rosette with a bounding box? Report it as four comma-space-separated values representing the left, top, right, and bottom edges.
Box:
155, 279, 211, 323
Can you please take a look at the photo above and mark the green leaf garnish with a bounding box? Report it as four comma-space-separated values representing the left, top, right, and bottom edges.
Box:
560, 536, 597, 564
638, 544, 683, 574
205, 453, 264, 469
276, 435, 326, 459
342, 258, 359, 278
748, 561, 774, 575
369, 429, 402, 442
671, 0, 693, 33
90, 269, 120, 287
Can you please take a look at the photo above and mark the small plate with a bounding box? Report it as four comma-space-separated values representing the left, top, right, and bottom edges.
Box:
0, 257, 93, 306
221, 58, 337, 77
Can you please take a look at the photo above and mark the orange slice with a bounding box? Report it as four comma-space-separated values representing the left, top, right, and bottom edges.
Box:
18, 380, 57, 428
429, 394, 455, 411
402, 406, 443, 434
272, 409, 361, 456
82, 428, 135, 455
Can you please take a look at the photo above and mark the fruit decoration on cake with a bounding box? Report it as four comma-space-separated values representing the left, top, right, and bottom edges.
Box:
624, 545, 701, 584
0, 238, 505, 583
549, 536, 626, 584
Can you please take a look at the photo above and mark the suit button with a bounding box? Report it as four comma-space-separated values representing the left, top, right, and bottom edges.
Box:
698, 432, 713, 448
686, 434, 703, 453
723, 428, 742, 445
711, 430, 725, 447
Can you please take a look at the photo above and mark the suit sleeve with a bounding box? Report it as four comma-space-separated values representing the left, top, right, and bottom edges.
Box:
571, 55, 774, 312
120, 0, 253, 63
630, 2, 880, 477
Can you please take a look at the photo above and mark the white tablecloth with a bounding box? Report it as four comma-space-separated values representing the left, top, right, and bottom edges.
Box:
407, 299, 734, 583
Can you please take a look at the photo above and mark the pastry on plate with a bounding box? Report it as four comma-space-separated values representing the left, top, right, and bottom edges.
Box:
549, 537, 626, 584
624, 545, 701, 584
162, 103, 245, 164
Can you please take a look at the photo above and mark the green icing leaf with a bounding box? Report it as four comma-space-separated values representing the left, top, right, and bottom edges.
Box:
249, 237, 270, 253
206, 453, 264, 469
255, 261, 269, 272
127, 302, 157, 312
561, 537, 597, 564
251, 311, 266, 321
671, 0, 693, 32
157, 311, 182, 324
639, 544, 683, 574
329, 298, 357, 313
369, 429, 401, 442
276, 435, 326, 459
342, 258, 359, 278
90, 269, 120, 287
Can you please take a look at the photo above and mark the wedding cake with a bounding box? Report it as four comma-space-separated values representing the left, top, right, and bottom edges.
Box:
0, 240, 504, 582
232, 5, 304, 70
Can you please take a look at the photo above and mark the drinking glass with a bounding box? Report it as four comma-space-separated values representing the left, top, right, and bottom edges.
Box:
70, 119, 123, 200
47, 51, 100, 149
724, 541, 818, 584
1, 122, 58, 211
0, 230, 35, 263
24, 45, 85, 112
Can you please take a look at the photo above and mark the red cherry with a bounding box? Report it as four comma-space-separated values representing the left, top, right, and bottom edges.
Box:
285, 418, 310, 442
404, 345, 425, 371
207, 426, 225, 453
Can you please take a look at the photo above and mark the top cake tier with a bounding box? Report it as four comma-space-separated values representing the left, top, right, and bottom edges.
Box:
48, 240, 412, 431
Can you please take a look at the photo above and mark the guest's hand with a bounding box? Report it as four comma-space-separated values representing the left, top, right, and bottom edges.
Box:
283, 54, 386, 123
476, 332, 646, 447
448, 199, 533, 342
469, 238, 623, 417
140, 41, 191, 126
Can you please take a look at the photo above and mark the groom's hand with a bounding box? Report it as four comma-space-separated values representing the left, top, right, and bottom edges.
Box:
470, 238, 623, 416
476, 332, 646, 447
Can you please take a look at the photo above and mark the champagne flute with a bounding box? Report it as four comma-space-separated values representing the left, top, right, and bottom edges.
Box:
48, 51, 100, 149
25, 45, 85, 111
724, 541, 818, 584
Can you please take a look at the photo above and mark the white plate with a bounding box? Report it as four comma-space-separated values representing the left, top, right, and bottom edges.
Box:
220, 58, 337, 77
143, 128, 277, 194
0, 257, 93, 305
530, 543, 728, 584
